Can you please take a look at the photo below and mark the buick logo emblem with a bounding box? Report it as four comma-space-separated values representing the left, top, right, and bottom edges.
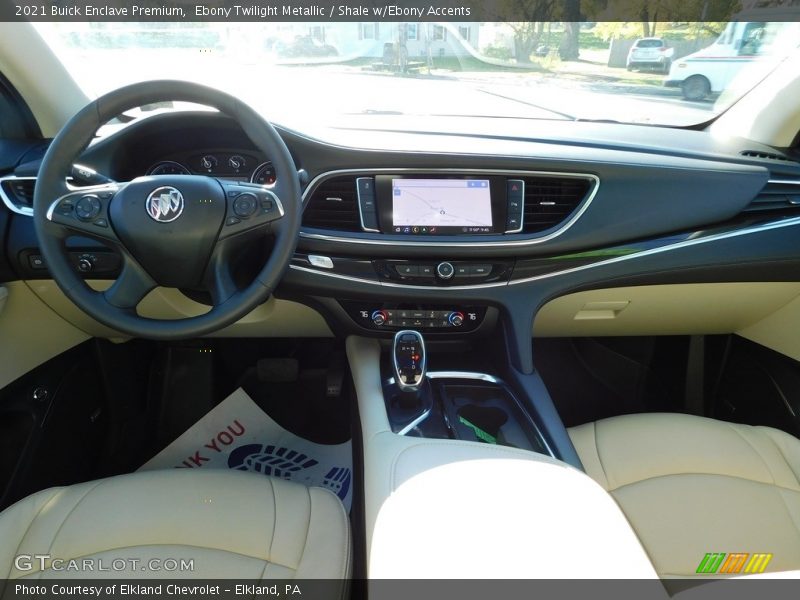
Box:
145, 186, 184, 222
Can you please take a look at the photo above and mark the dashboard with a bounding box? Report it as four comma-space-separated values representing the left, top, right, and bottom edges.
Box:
2, 110, 800, 373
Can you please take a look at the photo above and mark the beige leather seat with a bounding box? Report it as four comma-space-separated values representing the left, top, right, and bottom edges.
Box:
569, 413, 800, 577
0, 469, 351, 584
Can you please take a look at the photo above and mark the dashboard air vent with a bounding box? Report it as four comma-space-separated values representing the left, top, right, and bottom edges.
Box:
744, 177, 800, 212
522, 176, 593, 234
741, 150, 798, 163
302, 176, 361, 231
0, 177, 35, 213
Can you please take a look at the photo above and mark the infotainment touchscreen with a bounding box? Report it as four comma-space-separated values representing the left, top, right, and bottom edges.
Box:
391, 179, 493, 234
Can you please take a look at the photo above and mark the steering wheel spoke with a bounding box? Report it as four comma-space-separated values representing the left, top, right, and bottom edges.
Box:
217, 181, 285, 240
102, 251, 157, 309
46, 183, 124, 243
204, 253, 239, 306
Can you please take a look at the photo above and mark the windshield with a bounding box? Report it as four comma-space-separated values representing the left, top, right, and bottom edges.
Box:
32, 20, 800, 131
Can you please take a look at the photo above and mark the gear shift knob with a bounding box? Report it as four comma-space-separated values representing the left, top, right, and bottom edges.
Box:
392, 330, 426, 392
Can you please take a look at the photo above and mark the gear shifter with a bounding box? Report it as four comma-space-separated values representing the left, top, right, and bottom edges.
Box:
392, 330, 427, 392
385, 330, 432, 435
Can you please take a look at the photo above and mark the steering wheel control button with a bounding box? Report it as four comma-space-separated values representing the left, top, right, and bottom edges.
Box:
232, 193, 258, 218
94, 218, 108, 228
226, 216, 241, 226
75, 195, 102, 221
436, 262, 455, 280
55, 200, 75, 216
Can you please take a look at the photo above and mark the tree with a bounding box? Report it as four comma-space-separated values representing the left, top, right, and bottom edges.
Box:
493, 0, 556, 64
559, 0, 582, 60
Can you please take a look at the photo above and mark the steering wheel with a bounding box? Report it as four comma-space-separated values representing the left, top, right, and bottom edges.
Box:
32, 80, 301, 339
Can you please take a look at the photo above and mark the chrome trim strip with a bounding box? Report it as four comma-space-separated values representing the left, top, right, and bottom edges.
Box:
396, 407, 432, 436
300, 168, 599, 248
507, 214, 800, 286
288, 264, 508, 290
504, 179, 525, 234
0, 175, 35, 216
355, 176, 380, 233
291, 215, 800, 290
767, 178, 800, 187
426, 371, 504, 383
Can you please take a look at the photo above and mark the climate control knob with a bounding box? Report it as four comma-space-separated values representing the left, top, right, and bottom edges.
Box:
448, 311, 465, 327
371, 310, 388, 326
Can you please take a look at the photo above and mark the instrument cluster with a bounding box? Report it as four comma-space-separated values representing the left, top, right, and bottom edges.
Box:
146, 152, 276, 186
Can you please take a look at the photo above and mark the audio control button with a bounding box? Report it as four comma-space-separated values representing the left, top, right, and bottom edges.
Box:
436, 262, 455, 280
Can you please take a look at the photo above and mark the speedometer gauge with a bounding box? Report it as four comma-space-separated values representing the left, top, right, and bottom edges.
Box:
146, 161, 191, 176
250, 162, 276, 186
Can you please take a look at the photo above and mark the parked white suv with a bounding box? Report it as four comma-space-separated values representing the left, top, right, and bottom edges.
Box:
626, 37, 673, 73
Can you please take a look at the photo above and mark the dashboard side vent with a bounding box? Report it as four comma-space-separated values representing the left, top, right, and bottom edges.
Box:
741, 150, 798, 163
302, 176, 361, 231
744, 177, 800, 213
0, 177, 36, 215
522, 176, 594, 234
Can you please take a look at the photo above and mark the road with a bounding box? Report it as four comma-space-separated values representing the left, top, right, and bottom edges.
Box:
54, 46, 717, 129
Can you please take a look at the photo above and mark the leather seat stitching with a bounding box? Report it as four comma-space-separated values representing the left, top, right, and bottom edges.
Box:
592, 421, 611, 490
6, 489, 62, 580
259, 477, 278, 580
726, 423, 778, 485
763, 431, 800, 488
296, 486, 313, 572
44, 481, 104, 561
609, 471, 800, 493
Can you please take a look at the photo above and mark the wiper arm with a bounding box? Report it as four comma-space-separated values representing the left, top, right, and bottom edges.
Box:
477, 88, 576, 120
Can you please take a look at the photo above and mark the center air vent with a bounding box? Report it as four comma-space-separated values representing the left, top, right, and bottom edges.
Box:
302, 176, 360, 231
522, 176, 594, 234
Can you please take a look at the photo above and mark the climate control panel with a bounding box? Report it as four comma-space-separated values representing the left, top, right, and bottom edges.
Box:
341, 301, 487, 332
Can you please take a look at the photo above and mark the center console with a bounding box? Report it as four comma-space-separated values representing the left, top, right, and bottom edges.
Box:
383, 329, 551, 453
346, 334, 658, 579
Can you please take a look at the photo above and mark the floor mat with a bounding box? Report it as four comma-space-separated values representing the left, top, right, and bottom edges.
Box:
139, 388, 353, 510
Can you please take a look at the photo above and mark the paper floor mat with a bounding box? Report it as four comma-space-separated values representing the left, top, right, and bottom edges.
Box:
139, 388, 353, 511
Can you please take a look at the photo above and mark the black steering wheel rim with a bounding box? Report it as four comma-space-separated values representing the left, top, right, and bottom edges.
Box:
33, 80, 301, 339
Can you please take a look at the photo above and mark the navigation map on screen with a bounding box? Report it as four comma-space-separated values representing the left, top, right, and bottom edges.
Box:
391, 179, 493, 233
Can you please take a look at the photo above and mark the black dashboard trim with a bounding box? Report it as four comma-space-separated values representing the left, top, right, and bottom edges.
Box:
300, 168, 600, 248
